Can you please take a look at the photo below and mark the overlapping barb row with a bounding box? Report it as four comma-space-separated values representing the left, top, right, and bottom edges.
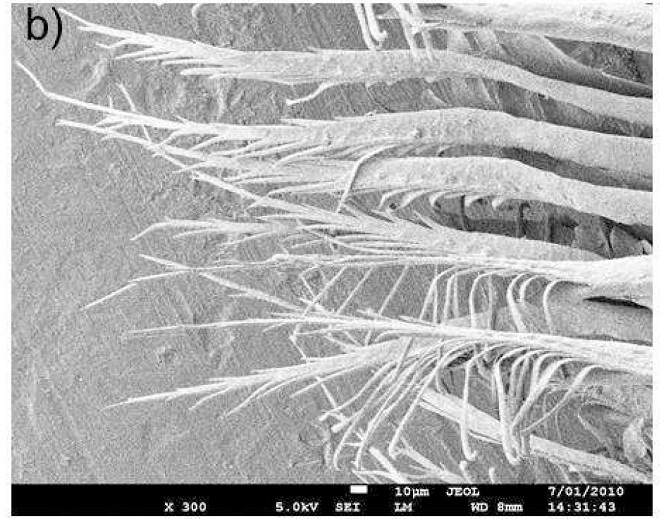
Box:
22, 4, 652, 483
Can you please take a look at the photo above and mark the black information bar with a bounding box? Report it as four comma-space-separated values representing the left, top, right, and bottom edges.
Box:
12, 484, 652, 516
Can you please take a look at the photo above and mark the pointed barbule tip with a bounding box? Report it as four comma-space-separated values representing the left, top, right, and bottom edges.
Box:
14, 61, 47, 96
58, 8, 92, 27
102, 400, 130, 411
